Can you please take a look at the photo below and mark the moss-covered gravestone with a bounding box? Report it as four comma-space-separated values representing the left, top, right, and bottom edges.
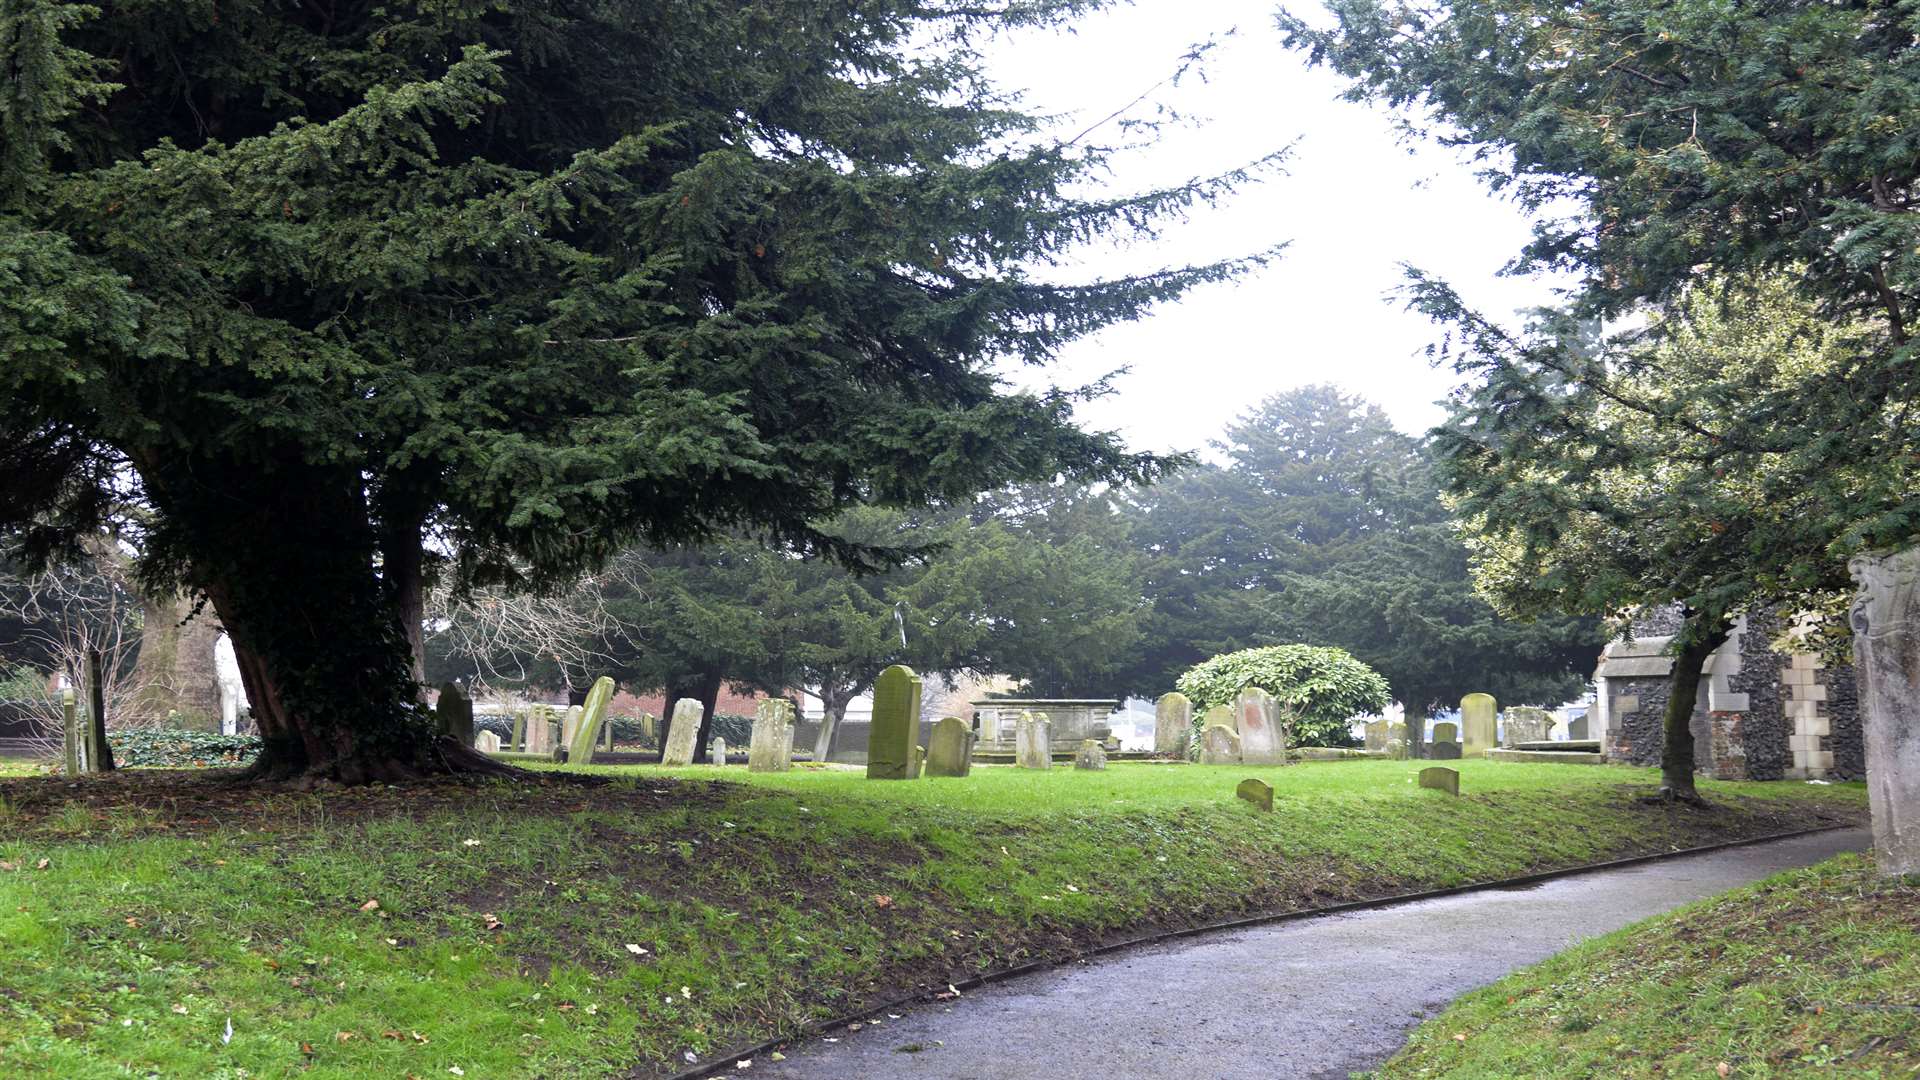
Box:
1460, 693, 1498, 756
1235, 777, 1274, 812
1074, 739, 1107, 770
748, 698, 795, 772
509, 707, 528, 753
1428, 720, 1462, 760
569, 676, 615, 764
924, 716, 974, 777
867, 665, 923, 780
662, 699, 703, 766
526, 704, 557, 755
1155, 692, 1192, 756
476, 730, 502, 753
1199, 722, 1241, 765
437, 682, 475, 746
1502, 706, 1552, 746
1014, 710, 1051, 769
1418, 766, 1460, 796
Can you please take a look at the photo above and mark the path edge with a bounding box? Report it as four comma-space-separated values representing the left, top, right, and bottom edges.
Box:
662, 822, 1858, 1080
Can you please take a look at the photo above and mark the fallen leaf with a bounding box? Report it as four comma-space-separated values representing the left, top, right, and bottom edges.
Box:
482, 913, 503, 931
359, 899, 380, 912
35, 858, 49, 870
736, 1058, 753, 1069
1717, 1065, 1731, 1078
383, 1031, 404, 1040
0, 861, 17, 872
770, 1052, 785, 1061
411, 1031, 429, 1044
335, 1031, 356, 1043
125, 917, 141, 928
385, 938, 399, 946
449, 1068, 465, 1077
170, 1004, 188, 1015
462, 839, 481, 847
300, 1042, 315, 1056
873, 895, 894, 908
1452, 1034, 1467, 1043
681, 986, 693, 999
625, 944, 649, 956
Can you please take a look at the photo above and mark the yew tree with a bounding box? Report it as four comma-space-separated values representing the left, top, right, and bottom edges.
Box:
1, 0, 1274, 782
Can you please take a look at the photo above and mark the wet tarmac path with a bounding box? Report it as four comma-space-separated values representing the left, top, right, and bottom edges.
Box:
753, 828, 1869, 1080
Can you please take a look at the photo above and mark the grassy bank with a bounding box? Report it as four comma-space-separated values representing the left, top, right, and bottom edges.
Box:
0, 760, 1867, 1078
1376, 852, 1919, 1078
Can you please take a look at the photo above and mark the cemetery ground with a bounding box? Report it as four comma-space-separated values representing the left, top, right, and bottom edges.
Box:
0, 761, 1869, 1078
1378, 852, 1920, 1078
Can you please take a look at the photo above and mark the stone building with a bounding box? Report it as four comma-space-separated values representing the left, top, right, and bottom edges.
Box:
1592, 606, 1864, 781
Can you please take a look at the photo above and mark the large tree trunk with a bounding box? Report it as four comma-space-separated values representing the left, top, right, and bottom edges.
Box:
129, 590, 224, 726
144, 457, 509, 785
380, 514, 430, 692
1658, 614, 1730, 804
1403, 695, 1431, 760
812, 677, 854, 764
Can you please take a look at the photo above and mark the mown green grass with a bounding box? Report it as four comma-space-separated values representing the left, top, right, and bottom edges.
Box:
1375, 853, 1920, 1078
0, 760, 1868, 1078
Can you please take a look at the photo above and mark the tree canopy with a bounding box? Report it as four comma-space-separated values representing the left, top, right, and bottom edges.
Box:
1, 0, 1277, 782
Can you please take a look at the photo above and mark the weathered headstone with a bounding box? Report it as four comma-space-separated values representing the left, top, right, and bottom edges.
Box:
909, 744, 925, 778
1203, 703, 1236, 733
1387, 721, 1408, 760
866, 665, 923, 780
1015, 710, 1052, 769
1074, 739, 1108, 770
509, 707, 528, 752
569, 676, 616, 765
476, 730, 503, 754
437, 682, 476, 746
639, 712, 656, 746
1363, 719, 1390, 752
1460, 693, 1498, 756
1199, 723, 1241, 765
1235, 686, 1288, 765
749, 698, 796, 773
662, 699, 703, 766
925, 717, 975, 777
1418, 766, 1460, 796
560, 705, 584, 749
1428, 720, 1462, 760
1155, 692, 1192, 756
1849, 547, 1920, 876
526, 704, 555, 755
1235, 777, 1274, 812
1502, 706, 1552, 746
710, 736, 727, 765
1567, 715, 1590, 741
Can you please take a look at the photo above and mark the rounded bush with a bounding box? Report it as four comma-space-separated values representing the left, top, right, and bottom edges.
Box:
1175, 644, 1390, 747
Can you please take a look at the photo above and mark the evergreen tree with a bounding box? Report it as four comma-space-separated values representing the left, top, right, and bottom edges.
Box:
0, 0, 1277, 782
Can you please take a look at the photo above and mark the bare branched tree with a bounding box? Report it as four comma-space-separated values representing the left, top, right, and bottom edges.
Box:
425, 561, 641, 701
0, 548, 156, 753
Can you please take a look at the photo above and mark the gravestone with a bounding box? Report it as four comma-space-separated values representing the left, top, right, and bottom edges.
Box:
1567, 715, 1590, 741
925, 717, 975, 777
1460, 693, 1498, 756
662, 699, 703, 766
1502, 706, 1552, 747
1418, 767, 1460, 796
749, 698, 796, 773
1199, 723, 1241, 765
569, 676, 616, 765
866, 665, 923, 780
509, 707, 528, 752
1236, 686, 1288, 765
475, 730, 502, 754
561, 704, 584, 748
1428, 721, 1462, 760
1203, 703, 1236, 733
1387, 721, 1408, 760
1235, 777, 1274, 812
1849, 547, 1920, 876
1074, 739, 1108, 770
710, 736, 727, 765
526, 704, 556, 755
436, 682, 475, 747
639, 713, 656, 746
910, 745, 926, 778
1015, 711, 1052, 769
1363, 719, 1390, 752
1155, 692, 1192, 756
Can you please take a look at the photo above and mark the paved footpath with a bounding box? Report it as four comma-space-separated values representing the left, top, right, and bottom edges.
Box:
753, 828, 1869, 1080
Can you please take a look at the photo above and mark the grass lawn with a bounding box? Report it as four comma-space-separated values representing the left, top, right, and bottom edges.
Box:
0, 759, 1868, 1078
1375, 852, 1920, 1078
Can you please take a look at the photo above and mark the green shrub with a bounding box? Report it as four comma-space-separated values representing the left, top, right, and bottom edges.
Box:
1175, 644, 1389, 747
108, 730, 261, 768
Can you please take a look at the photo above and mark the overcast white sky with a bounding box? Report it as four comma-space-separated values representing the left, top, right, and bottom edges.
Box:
981, 0, 1573, 455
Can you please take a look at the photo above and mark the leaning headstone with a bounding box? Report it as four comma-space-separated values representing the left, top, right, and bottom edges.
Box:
1155, 692, 1192, 756
1236, 686, 1288, 765
1502, 706, 1552, 746
1849, 547, 1920, 876
1428, 721, 1462, 760
569, 676, 616, 765
748, 698, 796, 773
475, 730, 502, 754
1460, 693, 1498, 756
437, 682, 476, 747
709, 736, 727, 766
662, 699, 703, 766
1074, 739, 1108, 770
866, 665, 923, 780
1199, 723, 1241, 765
509, 707, 528, 752
925, 717, 975, 777
1235, 777, 1274, 812
1015, 711, 1052, 769
1418, 767, 1460, 796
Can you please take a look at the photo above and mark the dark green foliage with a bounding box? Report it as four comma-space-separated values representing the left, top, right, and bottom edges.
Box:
106, 731, 260, 769
1, 0, 1276, 780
